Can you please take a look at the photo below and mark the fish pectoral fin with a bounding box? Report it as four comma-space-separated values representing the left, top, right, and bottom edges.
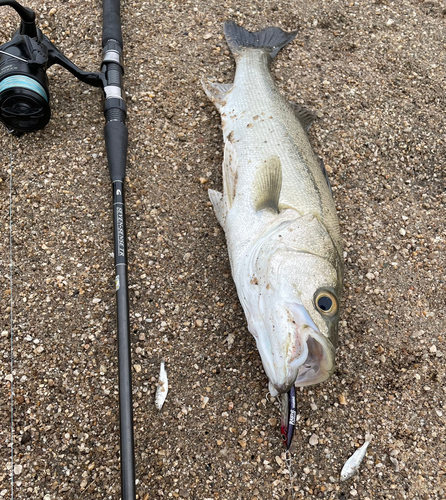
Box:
289, 102, 318, 132
208, 189, 227, 227
201, 79, 233, 110
254, 156, 282, 213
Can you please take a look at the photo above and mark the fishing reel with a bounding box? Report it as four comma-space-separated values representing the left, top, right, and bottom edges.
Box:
0, 0, 104, 134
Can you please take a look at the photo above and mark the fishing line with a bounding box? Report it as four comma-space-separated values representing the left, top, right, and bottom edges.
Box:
9, 132, 14, 500
0, 50, 27, 62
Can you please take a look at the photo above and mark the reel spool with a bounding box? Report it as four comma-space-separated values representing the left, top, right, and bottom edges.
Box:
0, 0, 104, 135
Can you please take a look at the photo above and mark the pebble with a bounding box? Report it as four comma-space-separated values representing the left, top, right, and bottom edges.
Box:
399, 228, 406, 236
13, 464, 22, 475
92, 298, 101, 304
309, 434, 319, 446
225, 333, 235, 348
389, 456, 400, 471
366, 272, 375, 280
338, 393, 347, 405
429, 345, 437, 353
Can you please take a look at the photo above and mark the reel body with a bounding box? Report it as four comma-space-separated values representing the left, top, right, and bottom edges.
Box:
0, 0, 104, 134
0, 32, 51, 132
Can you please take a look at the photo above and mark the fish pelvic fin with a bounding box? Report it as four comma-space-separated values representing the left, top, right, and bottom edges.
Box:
224, 21, 298, 60
202, 79, 234, 111
208, 189, 226, 227
254, 156, 282, 213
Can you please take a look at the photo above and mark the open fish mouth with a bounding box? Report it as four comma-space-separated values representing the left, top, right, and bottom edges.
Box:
294, 334, 335, 386
255, 303, 335, 396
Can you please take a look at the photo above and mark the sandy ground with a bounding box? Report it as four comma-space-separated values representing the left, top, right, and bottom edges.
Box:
1, 0, 445, 499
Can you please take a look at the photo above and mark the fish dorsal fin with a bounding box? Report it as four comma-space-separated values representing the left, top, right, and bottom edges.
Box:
202, 79, 233, 110
289, 102, 317, 131
319, 156, 333, 196
223, 140, 238, 208
208, 189, 226, 227
254, 156, 282, 213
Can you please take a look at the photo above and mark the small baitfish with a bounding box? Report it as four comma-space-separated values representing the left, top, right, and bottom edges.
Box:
155, 360, 168, 410
203, 21, 343, 401
340, 434, 372, 481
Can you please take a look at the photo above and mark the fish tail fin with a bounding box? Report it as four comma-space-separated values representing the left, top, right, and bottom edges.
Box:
224, 21, 298, 59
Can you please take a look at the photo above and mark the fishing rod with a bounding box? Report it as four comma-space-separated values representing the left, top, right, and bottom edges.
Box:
0, 1, 136, 498
101, 1, 136, 498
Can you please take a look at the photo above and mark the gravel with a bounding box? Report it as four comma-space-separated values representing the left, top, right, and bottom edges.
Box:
1, 0, 445, 499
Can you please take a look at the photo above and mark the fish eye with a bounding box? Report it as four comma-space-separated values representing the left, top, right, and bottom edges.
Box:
315, 292, 337, 316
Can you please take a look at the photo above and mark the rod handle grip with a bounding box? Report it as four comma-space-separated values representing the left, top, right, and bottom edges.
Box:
104, 120, 128, 182
102, 0, 123, 48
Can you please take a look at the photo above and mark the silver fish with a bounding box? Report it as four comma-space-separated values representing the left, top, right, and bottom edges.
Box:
203, 21, 343, 396
155, 360, 168, 410
340, 434, 372, 481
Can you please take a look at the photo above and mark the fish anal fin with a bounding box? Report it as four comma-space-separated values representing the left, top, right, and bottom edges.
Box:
208, 189, 226, 227
319, 156, 333, 196
254, 156, 282, 213
202, 79, 234, 110
289, 102, 319, 132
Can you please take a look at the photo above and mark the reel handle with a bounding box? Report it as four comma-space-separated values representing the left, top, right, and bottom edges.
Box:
46, 41, 104, 88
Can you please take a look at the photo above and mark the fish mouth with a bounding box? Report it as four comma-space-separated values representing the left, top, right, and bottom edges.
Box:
256, 303, 335, 396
